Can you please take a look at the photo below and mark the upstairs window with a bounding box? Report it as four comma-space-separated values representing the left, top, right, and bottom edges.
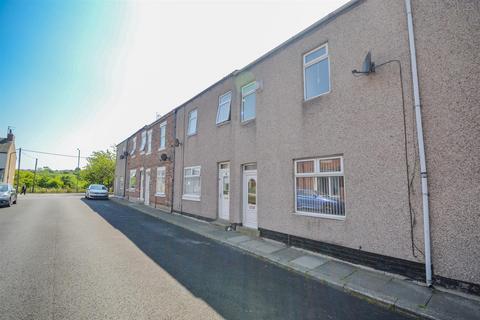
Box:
140, 131, 147, 153
146, 129, 152, 154
187, 109, 198, 136
303, 44, 330, 100
159, 121, 167, 150
130, 137, 136, 155
216, 91, 232, 124
183, 166, 201, 201
241, 82, 256, 122
295, 156, 345, 218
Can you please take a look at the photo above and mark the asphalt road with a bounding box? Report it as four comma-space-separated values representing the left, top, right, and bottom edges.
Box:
0, 194, 415, 320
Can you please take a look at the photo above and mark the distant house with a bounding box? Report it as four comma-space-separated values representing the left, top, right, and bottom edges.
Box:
114, 110, 176, 212
0, 129, 16, 185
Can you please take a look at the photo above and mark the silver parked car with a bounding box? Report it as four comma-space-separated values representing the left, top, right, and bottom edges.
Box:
0, 183, 17, 207
85, 184, 109, 200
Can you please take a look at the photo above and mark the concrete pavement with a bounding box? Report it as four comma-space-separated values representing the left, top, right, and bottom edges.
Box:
112, 197, 480, 320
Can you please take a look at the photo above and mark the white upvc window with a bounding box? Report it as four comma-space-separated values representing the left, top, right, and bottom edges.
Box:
216, 91, 232, 124
146, 129, 152, 154
129, 169, 137, 190
156, 166, 166, 196
187, 109, 198, 136
294, 156, 345, 219
159, 121, 167, 150
130, 137, 136, 156
303, 43, 330, 100
182, 166, 201, 201
241, 82, 256, 122
140, 131, 147, 153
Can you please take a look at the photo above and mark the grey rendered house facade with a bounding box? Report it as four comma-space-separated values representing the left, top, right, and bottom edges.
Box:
170, 0, 480, 295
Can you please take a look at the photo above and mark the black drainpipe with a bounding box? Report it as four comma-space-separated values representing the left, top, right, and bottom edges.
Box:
123, 139, 129, 198
170, 109, 178, 213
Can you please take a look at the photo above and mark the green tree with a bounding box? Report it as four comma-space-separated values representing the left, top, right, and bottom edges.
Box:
37, 175, 49, 188
46, 177, 63, 189
60, 175, 74, 188
81, 149, 116, 190
14, 170, 34, 189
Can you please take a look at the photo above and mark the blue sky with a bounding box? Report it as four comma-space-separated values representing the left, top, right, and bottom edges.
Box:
0, 0, 130, 169
0, 0, 348, 170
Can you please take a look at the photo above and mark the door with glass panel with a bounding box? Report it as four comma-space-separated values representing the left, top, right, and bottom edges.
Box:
218, 162, 230, 220
144, 168, 150, 205
139, 169, 144, 201
242, 165, 257, 229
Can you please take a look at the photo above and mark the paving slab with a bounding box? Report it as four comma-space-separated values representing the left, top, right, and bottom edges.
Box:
379, 278, 432, 311
265, 247, 306, 264
205, 229, 239, 241
290, 255, 329, 272
424, 291, 480, 320
309, 260, 358, 287
225, 235, 252, 244
238, 239, 285, 255
343, 270, 396, 304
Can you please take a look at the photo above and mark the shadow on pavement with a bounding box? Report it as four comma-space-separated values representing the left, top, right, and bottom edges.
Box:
81, 198, 414, 320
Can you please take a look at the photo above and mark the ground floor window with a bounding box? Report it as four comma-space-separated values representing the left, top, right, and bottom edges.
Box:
294, 156, 345, 218
183, 166, 201, 201
156, 167, 166, 196
129, 169, 136, 190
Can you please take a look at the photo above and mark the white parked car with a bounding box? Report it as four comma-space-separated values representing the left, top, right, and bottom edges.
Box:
85, 184, 109, 200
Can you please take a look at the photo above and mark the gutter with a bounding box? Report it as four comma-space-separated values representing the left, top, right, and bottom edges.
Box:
405, 0, 432, 286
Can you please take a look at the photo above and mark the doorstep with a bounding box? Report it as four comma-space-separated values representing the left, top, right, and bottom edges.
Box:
110, 198, 480, 320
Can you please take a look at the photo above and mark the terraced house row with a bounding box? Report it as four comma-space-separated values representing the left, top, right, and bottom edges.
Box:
114, 0, 480, 296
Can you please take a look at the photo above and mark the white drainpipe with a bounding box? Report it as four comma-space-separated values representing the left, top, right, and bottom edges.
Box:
405, 0, 432, 286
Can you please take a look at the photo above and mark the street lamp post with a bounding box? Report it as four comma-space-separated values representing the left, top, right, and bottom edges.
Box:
76, 148, 80, 193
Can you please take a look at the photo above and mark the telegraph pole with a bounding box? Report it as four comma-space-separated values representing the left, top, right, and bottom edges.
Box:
31, 158, 38, 193
76, 148, 80, 193
15, 148, 21, 192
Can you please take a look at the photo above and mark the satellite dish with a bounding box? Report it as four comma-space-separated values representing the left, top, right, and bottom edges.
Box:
174, 138, 181, 147
352, 51, 375, 75
160, 153, 168, 161
362, 51, 375, 73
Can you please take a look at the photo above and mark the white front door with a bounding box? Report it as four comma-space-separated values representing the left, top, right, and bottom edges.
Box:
139, 169, 144, 201
243, 169, 257, 229
144, 168, 150, 205
218, 162, 230, 220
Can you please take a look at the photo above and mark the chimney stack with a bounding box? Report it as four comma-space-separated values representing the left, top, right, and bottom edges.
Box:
7, 128, 14, 142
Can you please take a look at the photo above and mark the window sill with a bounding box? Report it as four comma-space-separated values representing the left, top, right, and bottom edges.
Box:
187, 133, 197, 138
302, 90, 331, 107
293, 211, 345, 221
241, 118, 256, 126
158, 147, 166, 152
182, 195, 201, 201
128, 188, 136, 192
216, 120, 231, 127
155, 193, 166, 197
140, 151, 145, 155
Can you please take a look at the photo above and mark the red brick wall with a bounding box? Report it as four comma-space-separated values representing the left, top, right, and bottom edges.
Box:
126, 110, 176, 210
